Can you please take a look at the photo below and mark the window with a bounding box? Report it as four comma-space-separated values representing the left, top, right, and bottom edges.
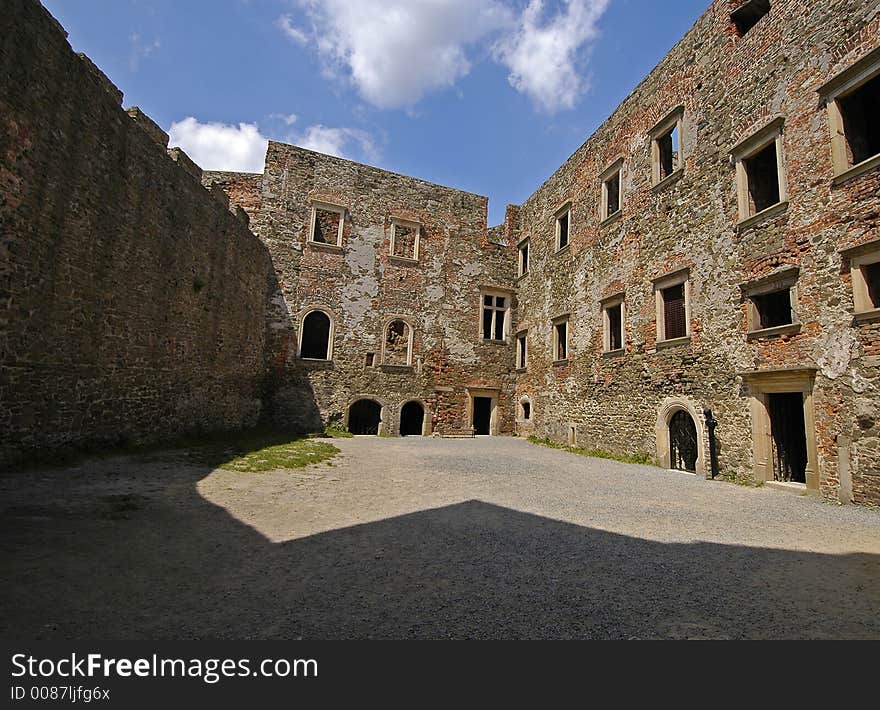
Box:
383, 320, 412, 365
481, 292, 510, 341
731, 0, 770, 37
300, 309, 333, 360
553, 316, 569, 362
365, 352, 375, 367
844, 241, 880, 317
650, 108, 684, 186
753, 290, 793, 329
653, 270, 690, 345
519, 397, 532, 422
731, 118, 787, 225
391, 218, 420, 261
555, 205, 571, 251
600, 160, 623, 222
308, 202, 345, 247
517, 332, 528, 369
602, 296, 625, 353
819, 47, 880, 182
518, 239, 530, 277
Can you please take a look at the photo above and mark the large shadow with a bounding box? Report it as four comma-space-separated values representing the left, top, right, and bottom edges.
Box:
0, 461, 878, 640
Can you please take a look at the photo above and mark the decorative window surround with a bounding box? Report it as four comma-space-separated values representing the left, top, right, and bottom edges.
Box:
600, 159, 624, 224
840, 238, 880, 321
740, 267, 801, 338
308, 200, 346, 248
555, 203, 572, 252
653, 268, 691, 346
600, 293, 626, 354
650, 107, 685, 189
730, 117, 788, 228
390, 217, 421, 262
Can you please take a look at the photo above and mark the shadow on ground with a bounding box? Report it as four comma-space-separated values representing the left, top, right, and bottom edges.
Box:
1, 458, 878, 640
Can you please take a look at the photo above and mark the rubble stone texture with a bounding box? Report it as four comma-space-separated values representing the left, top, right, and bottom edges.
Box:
3, 0, 880, 505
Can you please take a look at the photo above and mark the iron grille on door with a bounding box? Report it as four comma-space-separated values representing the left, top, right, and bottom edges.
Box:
669, 410, 698, 472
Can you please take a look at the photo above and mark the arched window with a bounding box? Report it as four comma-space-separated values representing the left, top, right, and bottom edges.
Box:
300, 310, 332, 360
519, 397, 532, 422
384, 319, 412, 365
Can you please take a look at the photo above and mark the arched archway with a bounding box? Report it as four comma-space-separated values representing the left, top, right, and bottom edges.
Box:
348, 399, 382, 435
656, 398, 707, 476
669, 409, 698, 472
400, 401, 425, 436
299, 309, 333, 360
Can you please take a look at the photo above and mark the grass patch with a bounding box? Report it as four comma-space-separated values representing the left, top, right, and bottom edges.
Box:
317, 427, 354, 439
180, 429, 338, 473
528, 436, 656, 466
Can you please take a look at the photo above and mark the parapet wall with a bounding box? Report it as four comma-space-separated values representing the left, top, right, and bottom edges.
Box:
0, 0, 277, 464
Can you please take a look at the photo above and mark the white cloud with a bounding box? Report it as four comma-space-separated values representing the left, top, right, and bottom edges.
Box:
296, 0, 513, 109
275, 14, 309, 45
269, 112, 299, 126
128, 33, 161, 72
168, 117, 269, 173
296, 125, 379, 162
495, 0, 610, 113
167, 118, 380, 172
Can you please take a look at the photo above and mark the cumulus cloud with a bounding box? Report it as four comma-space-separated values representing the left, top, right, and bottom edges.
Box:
168, 118, 270, 173
494, 0, 610, 113
167, 118, 379, 172
294, 0, 513, 109
275, 14, 309, 45
297, 125, 379, 162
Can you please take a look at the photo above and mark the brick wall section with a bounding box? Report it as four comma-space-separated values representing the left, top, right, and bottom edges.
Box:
0, 0, 276, 465
216, 141, 517, 435
507, 0, 880, 504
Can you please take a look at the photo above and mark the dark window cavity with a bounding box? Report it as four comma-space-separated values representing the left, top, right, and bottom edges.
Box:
744, 142, 780, 214
753, 289, 793, 329
732, 0, 770, 37
838, 72, 880, 167
301, 310, 331, 359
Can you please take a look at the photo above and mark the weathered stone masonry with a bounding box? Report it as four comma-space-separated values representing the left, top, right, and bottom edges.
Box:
1, 0, 278, 465
3, 0, 880, 507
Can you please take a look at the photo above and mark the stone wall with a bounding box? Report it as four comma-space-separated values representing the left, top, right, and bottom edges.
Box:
208, 142, 517, 436
0, 0, 277, 465
507, 0, 880, 504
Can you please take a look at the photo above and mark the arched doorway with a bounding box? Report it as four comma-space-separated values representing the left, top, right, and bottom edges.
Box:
400, 401, 424, 436
669, 409, 698, 472
348, 399, 382, 435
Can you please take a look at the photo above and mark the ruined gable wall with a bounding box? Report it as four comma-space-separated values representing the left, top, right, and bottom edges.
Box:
0, 0, 276, 464
232, 142, 517, 435
510, 0, 880, 503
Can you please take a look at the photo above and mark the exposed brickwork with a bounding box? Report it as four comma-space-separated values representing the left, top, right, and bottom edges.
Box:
0, 0, 276, 465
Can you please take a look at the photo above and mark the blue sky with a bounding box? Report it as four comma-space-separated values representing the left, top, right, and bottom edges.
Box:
43, 0, 708, 225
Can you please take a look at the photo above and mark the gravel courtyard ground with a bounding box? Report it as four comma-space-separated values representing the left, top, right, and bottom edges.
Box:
2, 436, 879, 640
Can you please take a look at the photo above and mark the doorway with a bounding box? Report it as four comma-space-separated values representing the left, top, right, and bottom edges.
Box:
400, 401, 425, 436
669, 409, 698, 472
348, 399, 382, 435
767, 392, 808, 483
472, 397, 492, 435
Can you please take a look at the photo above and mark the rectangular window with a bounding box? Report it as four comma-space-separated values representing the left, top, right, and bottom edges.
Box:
391, 219, 420, 260
309, 203, 345, 246
731, 0, 770, 37
753, 290, 793, 329
866, 262, 880, 308
607, 303, 623, 351
481, 293, 509, 341
600, 160, 624, 222
517, 332, 528, 369
662, 284, 687, 340
650, 108, 684, 186
365, 352, 375, 367
553, 318, 569, 362
743, 143, 780, 214
518, 239, 530, 276
556, 209, 570, 251
731, 118, 786, 225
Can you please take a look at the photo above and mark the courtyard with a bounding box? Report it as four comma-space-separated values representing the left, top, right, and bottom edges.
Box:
1, 436, 879, 640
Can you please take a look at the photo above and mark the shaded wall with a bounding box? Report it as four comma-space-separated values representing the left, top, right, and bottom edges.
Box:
0, 0, 277, 464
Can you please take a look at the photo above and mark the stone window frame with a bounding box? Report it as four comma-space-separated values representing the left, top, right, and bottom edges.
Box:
600, 293, 626, 355
389, 217, 421, 262
653, 267, 691, 349
518, 395, 533, 423
307, 200, 346, 250
479, 287, 513, 343
817, 46, 880, 186
730, 117, 789, 230
552, 313, 570, 364
599, 158, 624, 225
555, 202, 572, 253
381, 316, 415, 367
649, 106, 685, 190
516, 329, 528, 370
739, 266, 802, 339
297, 305, 336, 361
517, 238, 530, 278
840, 238, 880, 322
